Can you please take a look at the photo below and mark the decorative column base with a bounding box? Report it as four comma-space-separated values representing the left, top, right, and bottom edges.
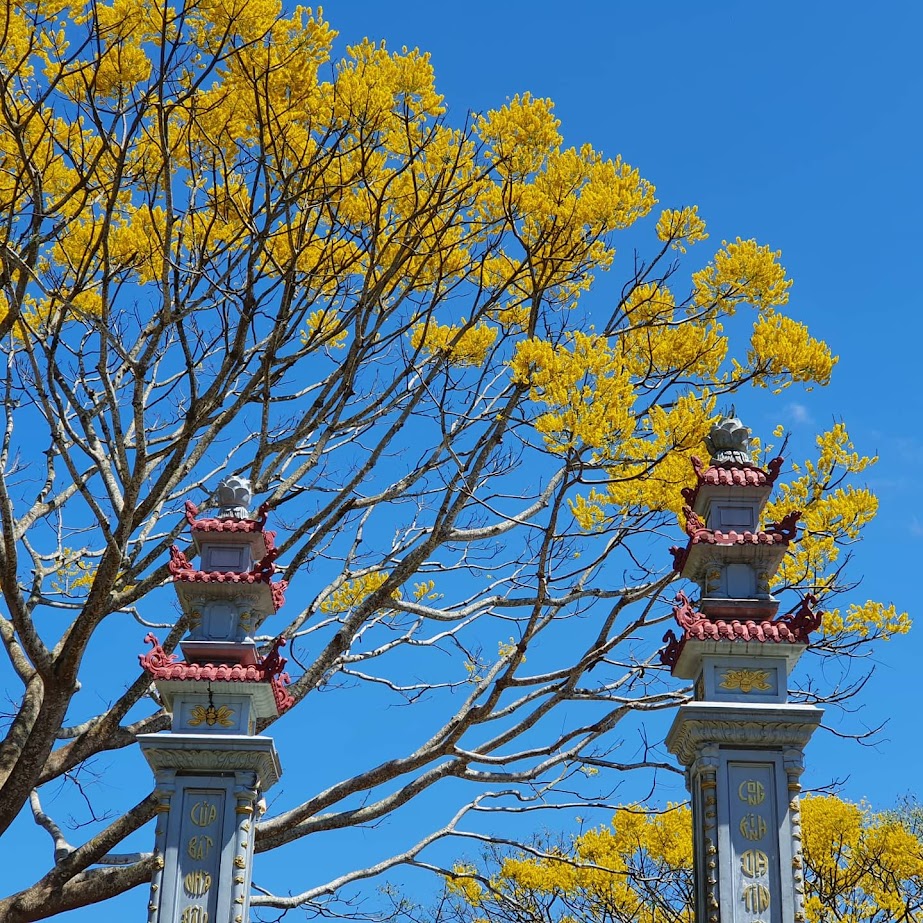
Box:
667, 703, 821, 923
138, 734, 281, 923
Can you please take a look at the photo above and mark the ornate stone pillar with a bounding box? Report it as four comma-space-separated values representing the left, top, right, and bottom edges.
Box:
666, 681, 822, 923
138, 478, 293, 923
660, 415, 824, 923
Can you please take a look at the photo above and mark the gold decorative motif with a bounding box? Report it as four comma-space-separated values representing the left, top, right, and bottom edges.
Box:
241, 821, 251, 832
740, 813, 767, 841
720, 668, 772, 693
233, 855, 246, 869
742, 883, 770, 913
235, 805, 253, 814
738, 779, 766, 805
184, 869, 212, 897
188, 704, 235, 728
234, 875, 245, 884
188, 835, 214, 860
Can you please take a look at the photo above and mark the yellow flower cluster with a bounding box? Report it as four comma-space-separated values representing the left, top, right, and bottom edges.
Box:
748, 314, 836, 390
567, 393, 716, 528
448, 797, 923, 923
490, 804, 692, 922
822, 601, 910, 641
412, 580, 441, 601
764, 424, 884, 613
410, 319, 498, 367
655, 206, 708, 253
51, 549, 99, 594
301, 309, 348, 350
509, 333, 635, 455
618, 284, 727, 380
476, 93, 562, 178
692, 238, 792, 314
319, 572, 399, 614
473, 95, 656, 309
446, 864, 483, 905
802, 796, 923, 921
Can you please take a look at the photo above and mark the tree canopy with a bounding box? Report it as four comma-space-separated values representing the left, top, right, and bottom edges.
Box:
431, 796, 923, 923
0, 0, 908, 919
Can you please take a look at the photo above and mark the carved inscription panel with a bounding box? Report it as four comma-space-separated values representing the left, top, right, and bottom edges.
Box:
727, 762, 781, 923
173, 787, 226, 923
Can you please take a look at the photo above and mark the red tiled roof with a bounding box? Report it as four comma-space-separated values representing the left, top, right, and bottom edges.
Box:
184, 499, 272, 533
670, 508, 800, 572
681, 455, 784, 508
139, 633, 295, 711
168, 545, 287, 610
659, 592, 822, 669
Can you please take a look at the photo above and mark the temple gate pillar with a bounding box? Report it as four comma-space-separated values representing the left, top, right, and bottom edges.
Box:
660, 415, 823, 923
137, 477, 294, 923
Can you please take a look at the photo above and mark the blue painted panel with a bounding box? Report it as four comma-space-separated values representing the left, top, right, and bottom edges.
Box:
726, 759, 781, 922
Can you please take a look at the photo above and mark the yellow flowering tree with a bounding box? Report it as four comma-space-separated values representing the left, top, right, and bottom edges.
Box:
0, 1, 906, 919
432, 797, 923, 923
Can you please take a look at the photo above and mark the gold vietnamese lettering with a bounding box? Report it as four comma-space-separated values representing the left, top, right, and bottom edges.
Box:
183, 869, 212, 897
742, 883, 770, 913
180, 907, 209, 923
738, 779, 766, 805
739, 813, 767, 841
187, 835, 214, 860
740, 849, 769, 878
190, 801, 218, 827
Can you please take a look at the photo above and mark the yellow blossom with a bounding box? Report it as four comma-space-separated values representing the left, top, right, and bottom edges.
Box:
301, 309, 348, 350
320, 573, 399, 614
411, 319, 498, 367
692, 238, 792, 314
655, 206, 708, 252
748, 313, 836, 390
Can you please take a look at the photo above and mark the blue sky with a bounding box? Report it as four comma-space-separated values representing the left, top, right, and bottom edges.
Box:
320, 0, 922, 802
16, 2, 922, 919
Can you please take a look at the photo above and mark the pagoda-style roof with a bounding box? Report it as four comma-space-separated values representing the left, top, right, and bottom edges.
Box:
169, 545, 287, 612
186, 498, 270, 531
656, 413, 825, 675
184, 499, 275, 559
680, 454, 783, 510
140, 633, 295, 713
659, 592, 822, 670
670, 507, 800, 574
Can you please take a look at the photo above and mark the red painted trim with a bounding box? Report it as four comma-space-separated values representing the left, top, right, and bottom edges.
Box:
139, 633, 295, 712
659, 592, 823, 669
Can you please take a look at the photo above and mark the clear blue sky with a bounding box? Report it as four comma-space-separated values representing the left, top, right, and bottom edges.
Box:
20, 3, 922, 919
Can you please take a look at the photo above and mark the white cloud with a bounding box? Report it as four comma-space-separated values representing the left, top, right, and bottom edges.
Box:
786, 402, 813, 425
